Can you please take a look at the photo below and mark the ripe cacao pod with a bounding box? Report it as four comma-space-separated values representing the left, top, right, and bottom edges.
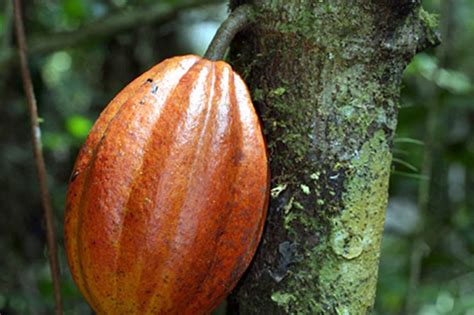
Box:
64, 55, 269, 314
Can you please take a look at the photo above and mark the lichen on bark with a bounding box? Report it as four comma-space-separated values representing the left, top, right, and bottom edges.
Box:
227, 1, 439, 314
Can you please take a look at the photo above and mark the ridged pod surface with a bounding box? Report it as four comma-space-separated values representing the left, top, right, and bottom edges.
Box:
64, 55, 269, 314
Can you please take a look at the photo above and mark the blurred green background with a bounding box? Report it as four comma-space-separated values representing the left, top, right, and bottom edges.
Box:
0, 0, 472, 314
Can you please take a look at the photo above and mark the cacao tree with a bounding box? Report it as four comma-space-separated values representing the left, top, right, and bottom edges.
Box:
225, 1, 439, 314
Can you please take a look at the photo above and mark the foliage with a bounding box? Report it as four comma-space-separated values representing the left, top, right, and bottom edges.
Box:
377, 1, 474, 314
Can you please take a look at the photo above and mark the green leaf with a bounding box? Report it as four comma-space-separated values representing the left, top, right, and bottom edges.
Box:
405, 53, 437, 77
66, 115, 93, 139
392, 157, 419, 172
405, 53, 472, 94
392, 170, 429, 181
63, 0, 86, 20
392, 148, 409, 155
393, 137, 425, 146
435, 69, 472, 94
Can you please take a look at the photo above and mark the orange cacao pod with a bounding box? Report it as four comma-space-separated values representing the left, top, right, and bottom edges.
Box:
64, 55, 269, 314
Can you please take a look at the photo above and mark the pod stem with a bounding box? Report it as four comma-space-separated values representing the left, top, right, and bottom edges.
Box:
204, 4, 255, 61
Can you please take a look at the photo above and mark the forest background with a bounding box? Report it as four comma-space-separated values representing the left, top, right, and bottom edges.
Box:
0, 0, 473, 314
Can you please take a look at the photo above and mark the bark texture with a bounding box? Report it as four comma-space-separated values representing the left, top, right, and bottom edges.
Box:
227, 1, 439, 314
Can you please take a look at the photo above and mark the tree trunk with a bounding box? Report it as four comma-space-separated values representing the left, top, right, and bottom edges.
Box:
227, 1, 439, 314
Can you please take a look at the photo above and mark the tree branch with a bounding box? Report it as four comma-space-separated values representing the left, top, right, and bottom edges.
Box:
2, 0, 221, 67
12, 0, 63, 314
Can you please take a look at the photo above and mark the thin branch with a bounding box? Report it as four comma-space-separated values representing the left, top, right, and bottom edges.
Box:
204, 4, 254, 61
1, 0, 221, 67
12, 1, 63, 314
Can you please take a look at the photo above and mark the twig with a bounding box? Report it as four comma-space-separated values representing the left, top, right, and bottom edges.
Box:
12, 1, 63, 314
204, 4, 254, 61
1, 0, 221, 67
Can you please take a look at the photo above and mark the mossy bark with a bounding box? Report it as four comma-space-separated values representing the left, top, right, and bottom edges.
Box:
227, 1, 438, 314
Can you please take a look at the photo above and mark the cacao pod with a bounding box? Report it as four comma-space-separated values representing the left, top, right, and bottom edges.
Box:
64, 55, 269, 314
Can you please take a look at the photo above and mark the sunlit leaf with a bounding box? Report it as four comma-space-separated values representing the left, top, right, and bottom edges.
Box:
66, 115, 93, 140
435, 69, 472, 94
405, 53, 472, 94
405, 53, 438, 77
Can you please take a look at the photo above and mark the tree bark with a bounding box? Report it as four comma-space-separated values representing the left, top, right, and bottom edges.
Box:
227, 1, 439, 314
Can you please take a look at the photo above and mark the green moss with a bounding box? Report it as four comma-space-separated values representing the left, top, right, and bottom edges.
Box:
272, 131, 392, 314
270, 87, 287, 97
321, 131, 391, 313
300, 184, 311, 195
263, 93, 316, 184
271, 292, 296, 312
418, 7, 440, 46
271, 183, 288, 198
330, 131, 391, 259
418, 7, 439, 30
